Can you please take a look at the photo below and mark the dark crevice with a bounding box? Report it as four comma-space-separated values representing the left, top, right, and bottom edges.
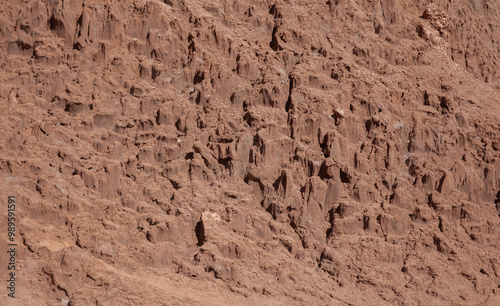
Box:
423, 91, 430, 105
340, 169, 350, 183
193, 70, 205, 84
363, 215, 370, 230
168, 178, 181, 190
269, 25, 282, 51
195, 221, 205, 246
218, 157, 232, 171
49, 15, 65, 37
285, 74, 294, 112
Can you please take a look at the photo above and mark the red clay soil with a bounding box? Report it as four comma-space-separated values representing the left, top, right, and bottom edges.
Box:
1, 0, 500, 305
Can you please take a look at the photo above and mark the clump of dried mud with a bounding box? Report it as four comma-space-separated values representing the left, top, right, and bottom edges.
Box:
1, 0, 500, 305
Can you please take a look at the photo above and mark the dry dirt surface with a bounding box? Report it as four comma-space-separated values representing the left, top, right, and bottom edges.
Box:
1, 0, 500, 305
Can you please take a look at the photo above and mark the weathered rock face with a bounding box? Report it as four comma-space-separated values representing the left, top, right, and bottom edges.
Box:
0, 0, 499, 305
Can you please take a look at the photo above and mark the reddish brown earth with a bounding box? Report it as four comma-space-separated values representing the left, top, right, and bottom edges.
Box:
1, 0, 500, 305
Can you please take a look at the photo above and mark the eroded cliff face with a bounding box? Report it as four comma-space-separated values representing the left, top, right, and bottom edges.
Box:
0, 0, 499, 305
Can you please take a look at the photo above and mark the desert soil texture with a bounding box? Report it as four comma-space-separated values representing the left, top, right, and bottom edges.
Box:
1, 0, 500, 305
